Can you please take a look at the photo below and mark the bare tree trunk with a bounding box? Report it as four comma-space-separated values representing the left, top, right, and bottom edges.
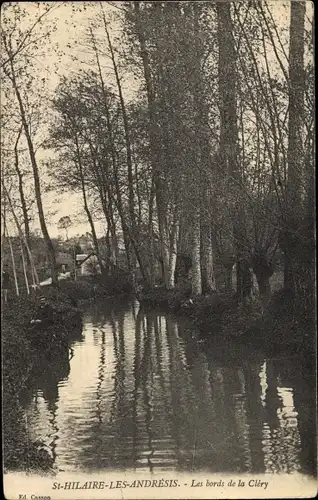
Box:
87, 142, 112, 272
87, 136, 120, 274
201, 224, 216, 294
189, 2, 216, 296
1, 195, 6, 303
2, 181, 39, 286
104, 226, 111, 276
13, 128, 31, 247
5, 223, 19, 297
74, 137, 104, 274
133, 1, 172, 289
225, 267, 233, 292
108, 201, 119, 266
89, 28, 131, 271
287, 1, 305, 213
283, 1, 306, 293
7, 65, 58, 286
217, 2, 249, 303
80, 179, 102, 274
90, 28, 149, 285
252, 251, 273, 301
20, 238, 30, 295
147, 175, 156, 285
101, 11, 138, 260
191, 209, 202, 296
167, 211, 180, 290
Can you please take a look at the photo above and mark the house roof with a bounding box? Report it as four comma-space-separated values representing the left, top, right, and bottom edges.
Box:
76, 253, 89, 262
76, 252, 99, 267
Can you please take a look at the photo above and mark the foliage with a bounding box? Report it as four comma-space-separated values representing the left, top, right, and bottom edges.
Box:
1, 2, 315, 306
2, 288, 81, 472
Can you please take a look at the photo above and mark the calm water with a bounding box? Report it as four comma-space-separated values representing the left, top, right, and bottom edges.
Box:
20, 298, 316, 475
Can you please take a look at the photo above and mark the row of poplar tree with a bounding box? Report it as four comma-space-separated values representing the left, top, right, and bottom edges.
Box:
1, 1, 314, 308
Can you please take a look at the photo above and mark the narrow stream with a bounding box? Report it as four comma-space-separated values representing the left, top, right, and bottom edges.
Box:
19, 298, 315, 475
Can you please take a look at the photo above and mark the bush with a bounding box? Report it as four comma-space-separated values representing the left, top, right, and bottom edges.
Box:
59, 279, 95, 300
2, 290, 82, 473
168, 283, 192, 311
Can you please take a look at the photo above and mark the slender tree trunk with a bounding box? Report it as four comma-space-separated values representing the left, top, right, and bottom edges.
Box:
1, 196, 6, 304
167, 211, 180, 290
89, 28, 131, 271
104, 226, 111, 276
283, 1, 306, 293
2, 181, 39, 286
217, 2, 249, 303
88, 140, 118, 275
217, 3, 235, 293
108, 200, 119, 266
80, 179, 102, 273
101, 11, 138, 257
255, 275, 271, 299
147, 175, 156, 285
20, 239, 30, 295
8, 66, 58, 285
133, 1, 171, 289
157, 200, 171, 289
287, 1, 305, 212
190, 2, 216, 296
191, 209, 202, 296
5, 223, 19, 297
225, 266, 233, 292
201, 224, 216, 294
74, 137, 104, 274
90, 29, 149, 284
88, 148, 111, 271
236, 257, 253, 306
13, 128, 31, 247
135, 160, 142, 227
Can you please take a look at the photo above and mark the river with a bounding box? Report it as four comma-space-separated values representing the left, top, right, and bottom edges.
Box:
19, 297, 315, 475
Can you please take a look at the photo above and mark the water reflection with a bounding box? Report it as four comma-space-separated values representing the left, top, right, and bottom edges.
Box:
21, 300, 315, 475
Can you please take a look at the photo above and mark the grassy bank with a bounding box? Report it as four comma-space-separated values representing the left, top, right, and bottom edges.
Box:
56, 272, 134, 303
137, 285, 315, 356
2, 287, 82, 473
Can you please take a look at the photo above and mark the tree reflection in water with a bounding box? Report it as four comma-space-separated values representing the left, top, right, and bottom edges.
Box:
19, 300, 316, 475
21, 355, 71, 467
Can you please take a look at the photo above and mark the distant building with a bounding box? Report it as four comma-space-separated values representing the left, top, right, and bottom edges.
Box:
75, 253, 104, 277
77, 234, 94, 253
56, 252, 74, 273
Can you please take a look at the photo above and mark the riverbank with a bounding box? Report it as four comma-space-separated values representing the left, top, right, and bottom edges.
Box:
2, 287, 82, 473
57, 272, 133, 303
2, 273, 135, 473
137, 285, 315, 357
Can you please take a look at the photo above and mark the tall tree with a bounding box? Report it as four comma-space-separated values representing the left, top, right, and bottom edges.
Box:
57, 216, 72, 240
13, 127, 31, 247
1, 4, 59, 285
282, 1, 306, 294
130, 1, 183, 290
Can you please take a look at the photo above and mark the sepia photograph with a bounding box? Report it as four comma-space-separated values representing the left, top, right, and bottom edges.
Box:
1, 1, 316, 499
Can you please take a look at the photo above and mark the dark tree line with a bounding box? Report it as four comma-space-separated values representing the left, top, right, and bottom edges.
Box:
1, 2, 314, 310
